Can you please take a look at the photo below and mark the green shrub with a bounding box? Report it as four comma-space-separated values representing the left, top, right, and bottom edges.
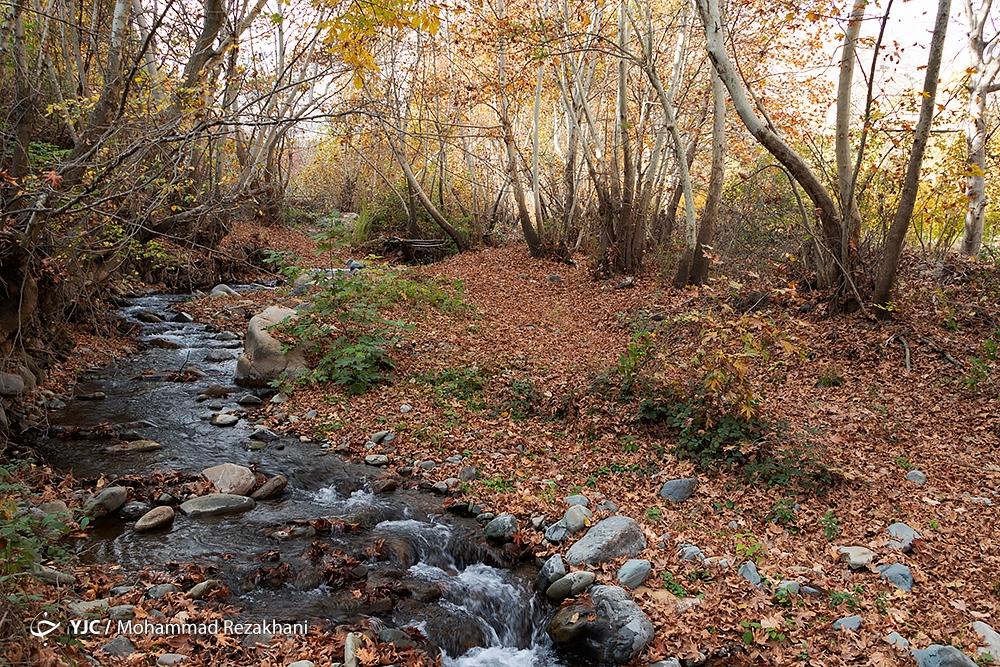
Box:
277, 265, 468, 393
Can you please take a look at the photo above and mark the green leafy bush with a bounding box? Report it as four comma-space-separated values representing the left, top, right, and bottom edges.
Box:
277, 265, 468, 393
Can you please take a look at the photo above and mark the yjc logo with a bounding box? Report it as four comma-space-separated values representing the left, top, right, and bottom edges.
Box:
29, 613, 61, 644
68, 619, 107, 635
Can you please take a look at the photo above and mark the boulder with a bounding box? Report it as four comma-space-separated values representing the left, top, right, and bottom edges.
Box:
617, 559, 651, 589
484, 514, 518, 543
911, 645, 977, 667
548, 585, 653, 665
878, 563, 914, 592
546, 571, 596, 602
535, 554, 566, 592
973, 621, 1000, 661
563, 505, 593, 534
566, 516, 646, 565
0, 372, 25, 396
887, 522, 920, 552
179, 494, 255, 518
659, 477, 698, 502
833, 615, 862, 631
837, 546, 875, 570
135, 506, 175, 532
235, 307, 308, 387
84, 486, 128, 518
202, 463, 256, 495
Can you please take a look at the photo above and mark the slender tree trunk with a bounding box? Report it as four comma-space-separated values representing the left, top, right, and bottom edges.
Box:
696, 0, 844, 288
835, 0, 866, 259
873, 0, 951, 308
10, 0, 31, 179
960, 0, 998, 256
689, 67, 726, 285
498, 0, 542, 256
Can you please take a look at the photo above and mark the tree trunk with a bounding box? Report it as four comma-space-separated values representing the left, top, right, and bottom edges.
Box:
696, 0, 844, 288
689, 67, 726, 285
873, 0, 951, 308
10, 0, 31, 179
835, 0, 866, 259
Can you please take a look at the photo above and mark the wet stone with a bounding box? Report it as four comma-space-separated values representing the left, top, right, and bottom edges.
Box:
535, 554, 567, 592
483, 514, 518, 542
546, 571, 596, 602
210, 413, 239, 427
179, 493, 255, 518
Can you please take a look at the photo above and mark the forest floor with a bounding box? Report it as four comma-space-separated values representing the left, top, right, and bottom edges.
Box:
6, 221, 1000, 666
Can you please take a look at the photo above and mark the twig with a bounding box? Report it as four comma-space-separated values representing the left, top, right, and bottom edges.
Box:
886, 334, 911, 371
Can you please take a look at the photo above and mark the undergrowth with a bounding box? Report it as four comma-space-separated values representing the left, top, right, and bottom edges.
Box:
277, 265, 469, 393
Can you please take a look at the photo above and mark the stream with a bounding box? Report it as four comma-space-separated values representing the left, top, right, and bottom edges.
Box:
37, 290, 563, 666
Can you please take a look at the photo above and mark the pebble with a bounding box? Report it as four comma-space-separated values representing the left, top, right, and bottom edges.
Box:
399, 404, 412, 413
564, 494, 589, 507
157, 654, 187, 665
906, 469, 927, 485
459, 466, 478, 481
887, 522, 920, 552
109, 604, 135, 621
884, 632, 909, 650
878, 563, 914, 592
365, 455, 389, 466
535, 554, 566, 592
187, 579, 223, 600
544, 520, 569, 543
236, 393, 263, 406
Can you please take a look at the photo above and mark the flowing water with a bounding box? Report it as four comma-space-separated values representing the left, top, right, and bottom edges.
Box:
36, 290, 562, 666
